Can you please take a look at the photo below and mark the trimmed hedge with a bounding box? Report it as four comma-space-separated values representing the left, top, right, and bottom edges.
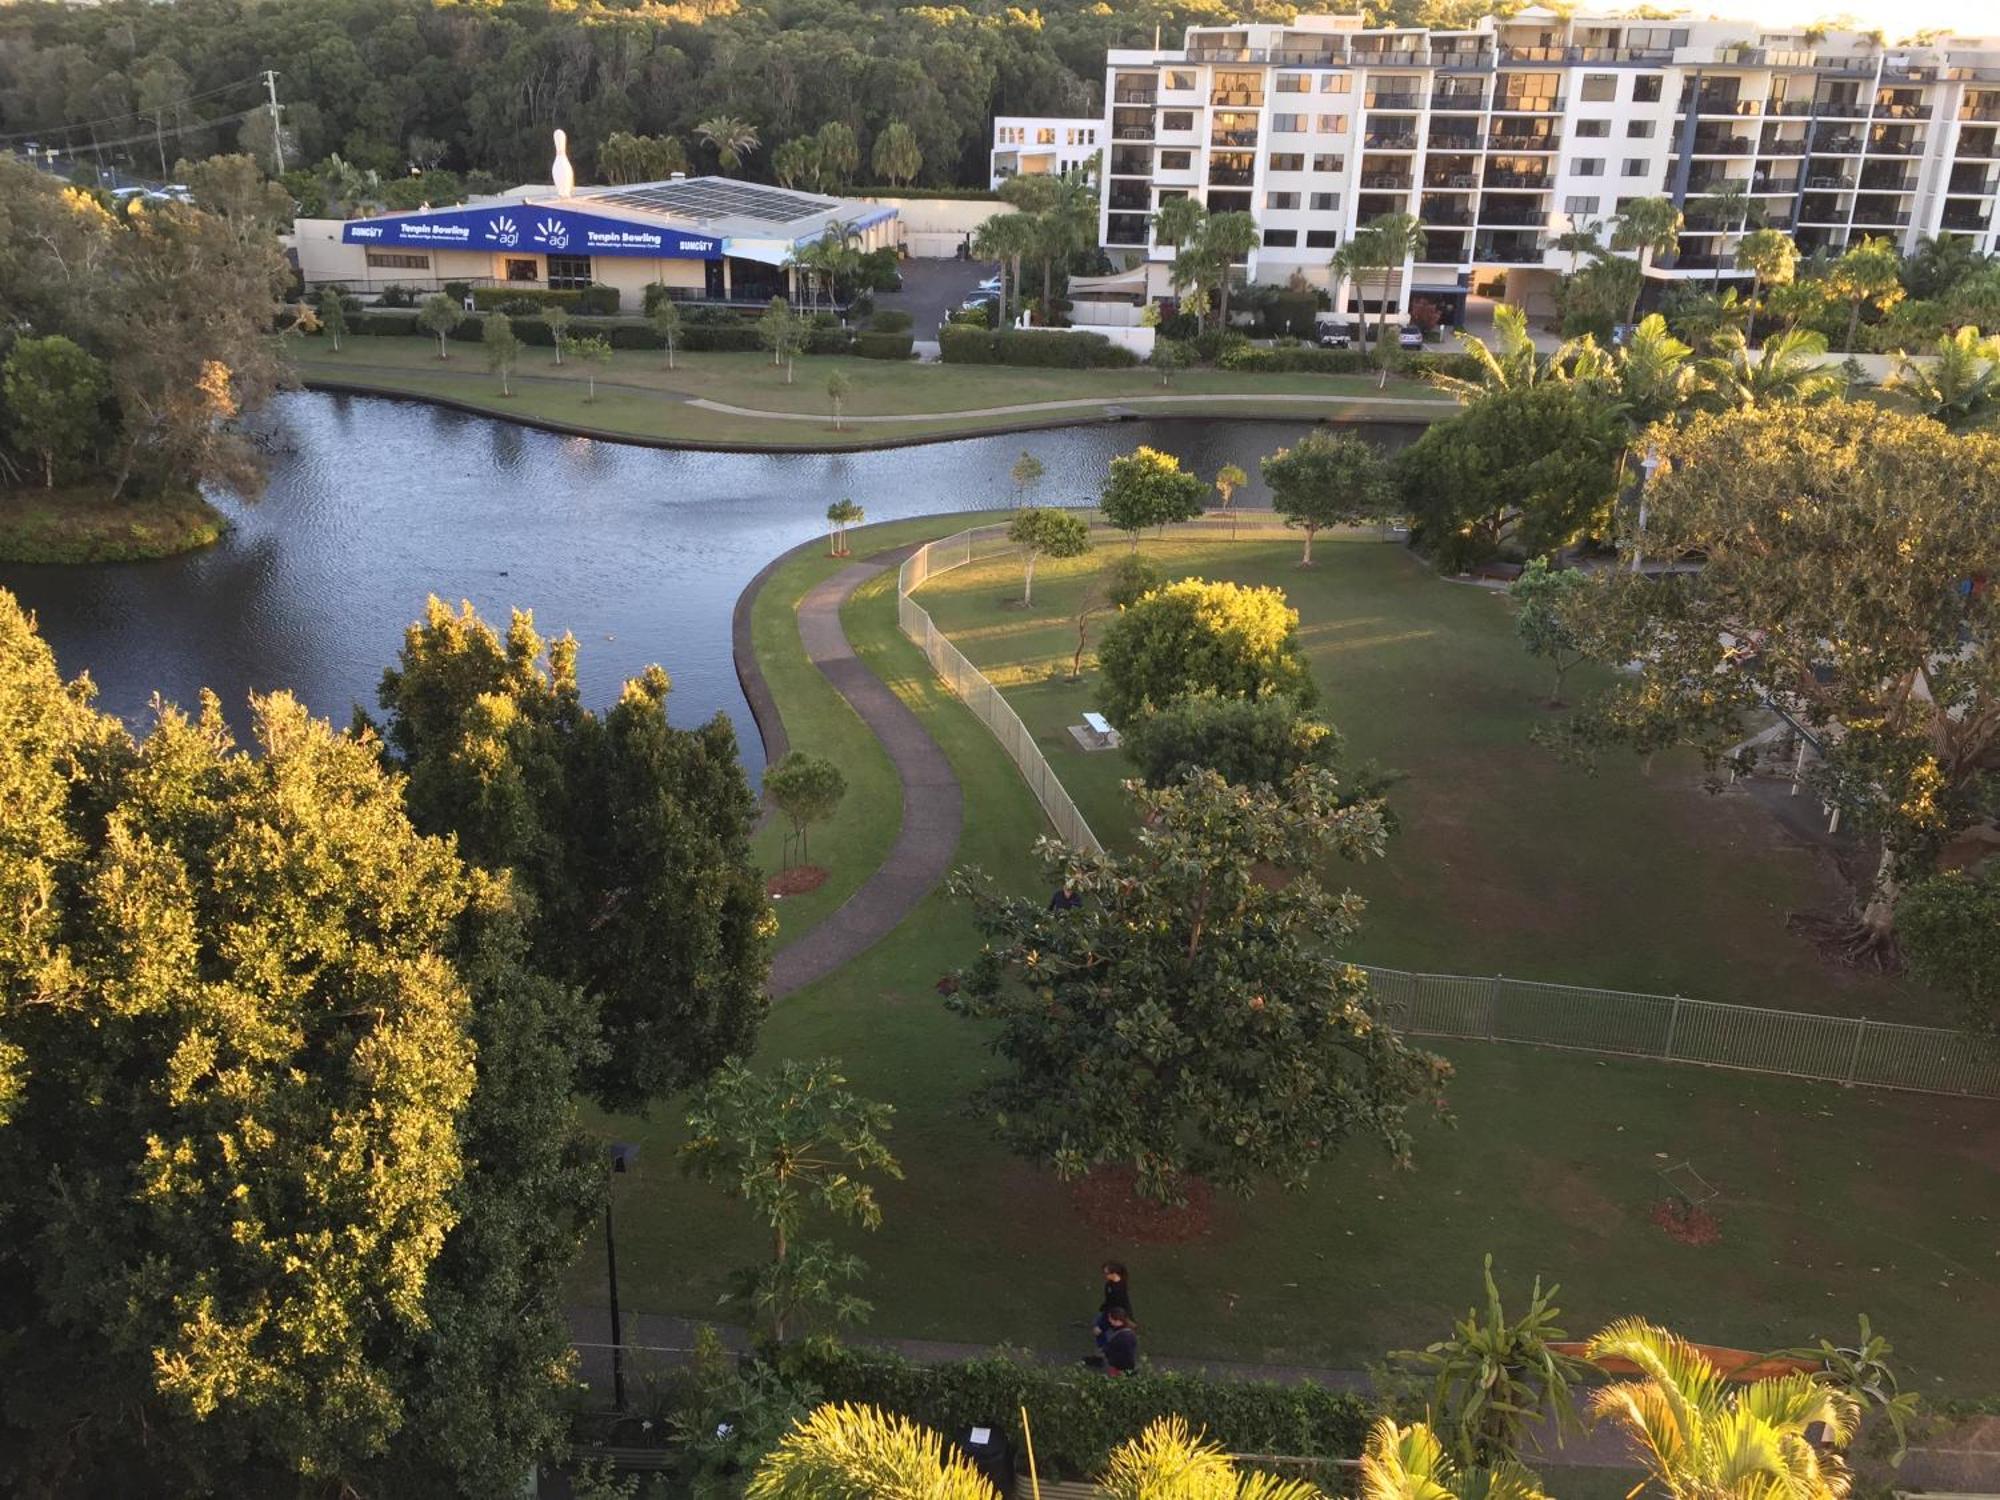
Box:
469, 283, 620, 315
786, 1343, 1373, 1481
351, 312, 421, 336
939, 326, 1138, 368
854, 331, 916, 360
869, 309, 913, 334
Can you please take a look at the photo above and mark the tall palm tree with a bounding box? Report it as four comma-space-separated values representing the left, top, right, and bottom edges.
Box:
1366, 211, 1427, 385
1200, 210, 1263, 333
697, 114, 761, 174
1432, 303, 1588, 399
1586, 1319, 1860, 1500
1358, 1419, 1552, 1500
1610, 195, 1683, 326
1826, 235, 1904, 352
1886, 324, 2000, 430
1602, 313, 1699, 429
1025, 171, 1099, 324
1693, 181, 1762, 289
1154, 197, 1213, 328
1331, 227, 1387, 355
971, 211, 1037, 327
1697, 326, 1842, 409
1552, 216, 1604, 277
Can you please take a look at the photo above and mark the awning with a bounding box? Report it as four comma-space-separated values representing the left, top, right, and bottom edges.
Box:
725, 239, 793, 267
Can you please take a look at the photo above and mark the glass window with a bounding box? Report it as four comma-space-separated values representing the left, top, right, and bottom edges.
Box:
1036, 127, 1056, 144
1276, 74, 1310, 93
1263, 227, 1299, 246
1575, 119, 1610, 137
1633, 75, 1663, 102
1269, 153, 1306, 171
1270, 113, 1307, 132
1317, 113, 1348, 133
545, 254, 593, 290
1165, 69, 1196, 89
1627, 119, 1655, 138
1581, 74, 1617, 102
505, 258, 539, 282
1623, 158, 1649, 177
1159, 150, 1192, 170
1307, 228, 1338, 247
366, 251, 431, 269
1309, 191, 1340, 210
1320, 74, 1352, 93
1311, 153, 1345, 172
1564, 195, 1600, 215
1574, 158, 1604, 176
1162, 111, 1195, 131
1267, 190, 1300, 209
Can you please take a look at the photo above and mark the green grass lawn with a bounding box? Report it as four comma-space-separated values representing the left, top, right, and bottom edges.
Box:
290, 336, 1455, 448
913, 535, 1944, 1024
570, 524, 2000, 1394
0, 483, 225, 563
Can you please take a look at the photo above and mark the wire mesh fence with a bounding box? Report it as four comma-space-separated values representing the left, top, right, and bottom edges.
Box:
895, 520, 2000, 1101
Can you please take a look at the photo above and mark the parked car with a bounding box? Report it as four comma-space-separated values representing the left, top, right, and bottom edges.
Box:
1398, 325, 1426, 350
960, 292, 998, 314
976, 274, 1004, 293
1315, 321, 1353, 349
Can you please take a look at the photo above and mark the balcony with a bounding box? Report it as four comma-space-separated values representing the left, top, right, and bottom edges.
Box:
1360, 172, 1415, 190
1104, 213, 1150, 247
1956, 133, 1999, 158
1430, 91, 1487, 110
1271, 48, 1344, 67
1210, 89, 1264, 108
1365, 131, 1420, 150
1187, 46, 1266, 63
1107, 184, 1151, 211
1479, 206, 1546, 226
1432, 46, 1494, 71
1805, 172, 1855, 189
1425, 170, 1481, 190
1427, 131, 1482, 151
1691, 98, 1762, 117
1685, 176, 1750, 197
1208, 168, 1255, 187
1668, 253, 1738, 272
1767, 100, 1814, 115
1420, 202, 1473, 225
1499, 45, 1564, 62
1856, 174, 1915, 192
1354, 48, 1424, 66
1570, 45, 1674, 62
1108, 147, 1153, 174
1483, 169, 1550, 189
1850, 208, 1912, 227
1758, 138, 1808, 155
1867, 136, 1923, 156
1111, 89, 1157, 105
1489, 132, 1559, 151
1947, 174, 1997, 195
1750, 174, 1800, 193
1872, 101, 1931, 119
1492, 95, 1563, 113
1111, 126, 1154, 143
1942, 209, 1993, 231
1691, 135, 1755, 155
1209, 129, 1260, 148
1364, 92, 1424, 110
1809, 133, 1862, 154
1472, 232, 1547, 262
1812, 98, 1868, 118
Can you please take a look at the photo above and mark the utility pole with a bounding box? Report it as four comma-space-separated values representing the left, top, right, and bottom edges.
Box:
262, 69, 285, 175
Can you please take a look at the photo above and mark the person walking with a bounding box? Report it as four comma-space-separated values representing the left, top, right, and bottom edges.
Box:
1101, 1306, 1139, 1376
1093, 1260, 1132, 1349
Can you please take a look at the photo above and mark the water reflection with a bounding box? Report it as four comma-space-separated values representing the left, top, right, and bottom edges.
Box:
0, 392, 1421, 776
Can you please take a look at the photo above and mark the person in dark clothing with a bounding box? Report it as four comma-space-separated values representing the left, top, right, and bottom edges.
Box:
1100, 1307, 1139, 1375
1093, 1261, 1132, 1349
1049, 885, 1082, 912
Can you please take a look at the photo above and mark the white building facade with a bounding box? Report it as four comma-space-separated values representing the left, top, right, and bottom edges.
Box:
990, 117, 1104, 189
1079, 9, 2000, 323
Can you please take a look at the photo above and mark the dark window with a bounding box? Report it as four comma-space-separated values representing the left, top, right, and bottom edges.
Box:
1306, 228, 1338, 248
1263, 227, 1299, 246
546, 254, 593, 290
366, 250, 431, 269
1160, 150, 1193, 169
1581, 74, 1617, 102
505, 258, 539, 282
1269, 153, 1306, 171
1632, 75, 1663, 102
1162, 110, 1195, 131
1576, 119, 1610, 137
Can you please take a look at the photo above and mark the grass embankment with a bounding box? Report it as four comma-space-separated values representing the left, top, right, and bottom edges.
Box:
290, 336, 1455, 449
571, 517, 1999, 1393
916, 535, 1943, 1022
0, 483, 225, 563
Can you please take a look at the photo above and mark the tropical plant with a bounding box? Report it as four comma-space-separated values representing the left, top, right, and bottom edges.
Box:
771, 136, 819, 190
1395, 1256, 1590, 1468
1361, 213, 1426, 383
1007, 506, 1092, 605
825, 497, 864, 556
1692, 181, 1762, 287
1433, 304, 1581, 398
1696, 327, 1841, 409
1826, 236, 1905, 352
1610, 196, 1683, 325
1552, 216, 1603, 276
697, 114, 762, 174
1885, 325, 2000, 430
1735, 226, 1799, 314
1100, 1416, 1330, 1500
1587, 1319, 1861, 1500
871, 121, 922, 188
813, 120, 858, 191
971, 211, 1037, 326
1780, 1316, 1922, 1466
1001, 169, 1099, 321
682, 1059, 900, 1343
1200, 209, 1263, 333
1152, 337, 1186, 387
1358, 1418, 1552, 1500
749, 1403, 998, 1500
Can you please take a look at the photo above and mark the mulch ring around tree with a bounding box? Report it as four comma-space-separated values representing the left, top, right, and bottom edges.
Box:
1650, 1197, 1723, 1246
1070, 1167, 1216, 1245
767, 865, 829, 898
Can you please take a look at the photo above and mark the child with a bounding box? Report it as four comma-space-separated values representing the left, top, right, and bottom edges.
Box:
1093, 1260, 1132, 1349
1101, 1306, 1139, 1376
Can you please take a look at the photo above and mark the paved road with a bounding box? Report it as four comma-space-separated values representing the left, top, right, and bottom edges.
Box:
870, 255, 996, 340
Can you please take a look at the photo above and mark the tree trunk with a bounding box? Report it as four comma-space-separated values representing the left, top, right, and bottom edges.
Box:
1024, 551, 1037, 605
771, 1224, 788, 1344
1301, 525, 1314, 565
1859, 845, 1901, 943
588, 375, 596, 401
1628, 248, 1651, 327
1218, 269, 1231, 333
667, 337, 676, 371
44, 451, 54, 488
785, 354, 795, 384
1042, 257, 1054, 326
436, 331, 447, 360
1844, 298, 1862, 354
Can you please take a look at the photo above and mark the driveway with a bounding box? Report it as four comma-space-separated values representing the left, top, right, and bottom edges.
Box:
870, 256, 997, 341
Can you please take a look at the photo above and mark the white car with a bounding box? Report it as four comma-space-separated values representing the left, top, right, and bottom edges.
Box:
1398, 325, 1426, 350
976, 274, 1004, 293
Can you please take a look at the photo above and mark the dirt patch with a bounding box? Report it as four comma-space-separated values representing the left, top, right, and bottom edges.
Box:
1070, 1167, 1216, 1245
1650, 1198, 1722, 1246
767, 865, 828, 897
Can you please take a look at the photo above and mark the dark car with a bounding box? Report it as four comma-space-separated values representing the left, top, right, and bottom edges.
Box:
1315, 321, 1353, 349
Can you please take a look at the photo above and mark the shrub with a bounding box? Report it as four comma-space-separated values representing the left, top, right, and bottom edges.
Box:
376, 283, 416, 308
784, 1342, 1372, 1481
847, 292, 876, 322
468, 284, 617, 315
938, 324, 997, 364
442, 281, 471, 302
1157, 311, 1199, 341
803, 325, 856, 355
1191, 329, 1252, 365
854, 331, 915, 360
682, 304, 744, 327
351, 312, 421, 336
1221, 345, 1372, 375
681, 324, 763, 353
1097, 578, 1318, 726
868, 309, 913, 334
573, 284, 621, 316
1124, 693, 1344, 790
940, 328, 1137, 368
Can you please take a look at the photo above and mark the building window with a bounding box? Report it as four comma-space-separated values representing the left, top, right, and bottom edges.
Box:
1574, 158, 1604, 176
1267, 190, 1300, 209
1316, 113, 1348, 133
1165, 69, 1196, 90
1565, 195, 1600, 215
1622, 158, 1649, 177
1263, 227, 1300, 246
365, 251, 431, 269
1633, 75, 1663, 102
1311, 153, 1345, 172
1269, 153, 1306, 171
1309, 191, 1340, 210
1036, 127, 1056, 144
1162, 111, 1195, 131
545, 254, 593, 290
1306, 228, 1337, 248
1320, 74, 1351, 93
1627, 119, 1655, 138
1276, 74, 1310, 92
504, 258, 539, 282
1575, 119, 1610, 137
1271, 113, 1307, 132
1159, 149, 1193, 170
1580, 74, 1617, 102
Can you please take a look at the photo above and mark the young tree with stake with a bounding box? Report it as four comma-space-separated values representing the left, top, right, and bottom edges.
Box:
481, 311, 520, 396
825, 497, 863, 556
418, 293, 464, 359
566, 334, 611, 400
316, 286, 347, 351
763, 752, 847, 868
825, 368, 852, 431
1009, 450, 1045, 506
650, 295, 682, 370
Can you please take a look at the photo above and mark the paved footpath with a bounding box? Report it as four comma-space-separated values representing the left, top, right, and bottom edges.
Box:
764, 552, 964, 999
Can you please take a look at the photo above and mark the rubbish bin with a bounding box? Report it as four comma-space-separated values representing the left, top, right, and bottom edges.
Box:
959, 1424, 1015, 1493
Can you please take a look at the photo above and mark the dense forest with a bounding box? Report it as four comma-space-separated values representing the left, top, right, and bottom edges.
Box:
0, 0, 1499, 192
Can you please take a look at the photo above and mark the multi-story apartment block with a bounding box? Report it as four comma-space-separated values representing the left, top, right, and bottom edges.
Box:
1086, 8, 2000, 325
990, 117, 1103, 189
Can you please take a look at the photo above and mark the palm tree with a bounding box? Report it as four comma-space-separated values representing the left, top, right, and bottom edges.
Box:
1200, 210, 1263, 333
1602, 312, 1698, 428
1826, 235, 1904, 352
1586, 1319, 1861, 1500
1552, 216, 1604, 277
1330, 228, 1387, 354
971, 211, 1036, 327
1886, 324, 2000, 430
1032, 172, 1101, 324
746, 1403, 999, 1500
1099, 1416, 1328, 1500
1153, 196, 1212, 327
697, 115, 761, 174
1432, 303, 1570, 399
1358, 1419, 1551, 1500
1697, 326, 1841, 409
1610, 195, 1683, 326
1735, 227, 1799, 324
1692, 181, 1762, 289
1365, 211, 1427, 385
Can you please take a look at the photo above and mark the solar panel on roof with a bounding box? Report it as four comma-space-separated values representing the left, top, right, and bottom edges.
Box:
588, 179, 835, 227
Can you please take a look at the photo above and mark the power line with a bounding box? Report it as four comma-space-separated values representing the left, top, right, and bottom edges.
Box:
0, 75, 265, 145
13, 104, 271, 160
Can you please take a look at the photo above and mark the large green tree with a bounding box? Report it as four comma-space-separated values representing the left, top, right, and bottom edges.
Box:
1550, 403, 2000, 953
949, 769, 1448, 1203
1122, 692, 1346, 791
1096, 576, 1318, 726
1007, 504, 1092, 605
1261, 428, 1396, 564
0, 591, 595, 1498
1, 334, 107, 487
1099, 445, 1207, 548
370, 597, 773, 1111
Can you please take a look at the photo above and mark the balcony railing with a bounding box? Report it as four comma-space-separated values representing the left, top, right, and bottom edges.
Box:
1365, 131, 1419, 149
1427, 132, 1482, 151
1425, 171, 1481, 189
1479, 207, 1547, 226
1208, 169, 1255, 186
1768, 100, 1814, 115
1850, 209, 1912, 227
1492, 95, 1563, 113
1107, 188, 1151, 211
1420, 207, 1472, 225
1187, 46, 1266, 63
1359, 173, 1415, 189
1354, 48, 1424, 66
1750, 176, 1800, 193
1872, 101, 1931, 118
1111, 90, 1157, 105
1483, 169, 1550, 189
1856, 175, 1916, 192
1956, 136, 1999, 157
1430, 91, 1487, 110
1942, 211, 1993, 231
1867, 136, 1923, 155
1364, 92, 1423, 110
1210, 129, 1259, 148
1810, 134, 1862, 153
1472, 233, 1548, 262
1691, 135, 1755, 154
1210, 90, 1264, 107
1433, 48, 1494, 71
1271, 49, 1343, 67
1489, 133, 1559, 151
1960, 103, 2000, 122
1570, 45, 1674, 62
1498, 45, 1564, 62
1667, 253, 1738, 271
1812, 98, 1868, 117
1112, 126, 1154, 142
1758, 138, 1808, 154
1946, 176, 1997, 195
1805, 173, 1856, 189
1686, 178, 1750, 197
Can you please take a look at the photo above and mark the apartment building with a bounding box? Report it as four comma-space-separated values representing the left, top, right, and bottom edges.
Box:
990, 117, 1103, 189
1083, 8, 2000, 324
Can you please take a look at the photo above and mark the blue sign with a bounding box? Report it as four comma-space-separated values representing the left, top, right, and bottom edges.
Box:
343, 205, 722, 260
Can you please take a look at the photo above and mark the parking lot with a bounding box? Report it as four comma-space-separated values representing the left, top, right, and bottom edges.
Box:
867, 256, 1001, 339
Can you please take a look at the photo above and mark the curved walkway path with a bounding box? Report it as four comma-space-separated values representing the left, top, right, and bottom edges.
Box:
764, 551, 964, 999
688, 388, 1450, 426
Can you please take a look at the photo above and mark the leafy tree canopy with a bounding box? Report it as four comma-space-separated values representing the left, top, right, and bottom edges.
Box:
1100, 445, 1208, 544
1096, 576, 1319, 727
1261, 429, 1397, 564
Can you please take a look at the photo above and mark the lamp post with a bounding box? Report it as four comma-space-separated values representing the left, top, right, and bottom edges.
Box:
605, 1141, 639, 1411
1630, 443, 1662, 573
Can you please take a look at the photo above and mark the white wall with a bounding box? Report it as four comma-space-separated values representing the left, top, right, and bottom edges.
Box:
857, 195, 1009, 258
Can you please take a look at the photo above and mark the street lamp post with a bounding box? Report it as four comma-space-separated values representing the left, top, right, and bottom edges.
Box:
605, 1141, 639, 1411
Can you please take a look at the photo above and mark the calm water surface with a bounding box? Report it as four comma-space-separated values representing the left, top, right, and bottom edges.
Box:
0, 392, 1418, 777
